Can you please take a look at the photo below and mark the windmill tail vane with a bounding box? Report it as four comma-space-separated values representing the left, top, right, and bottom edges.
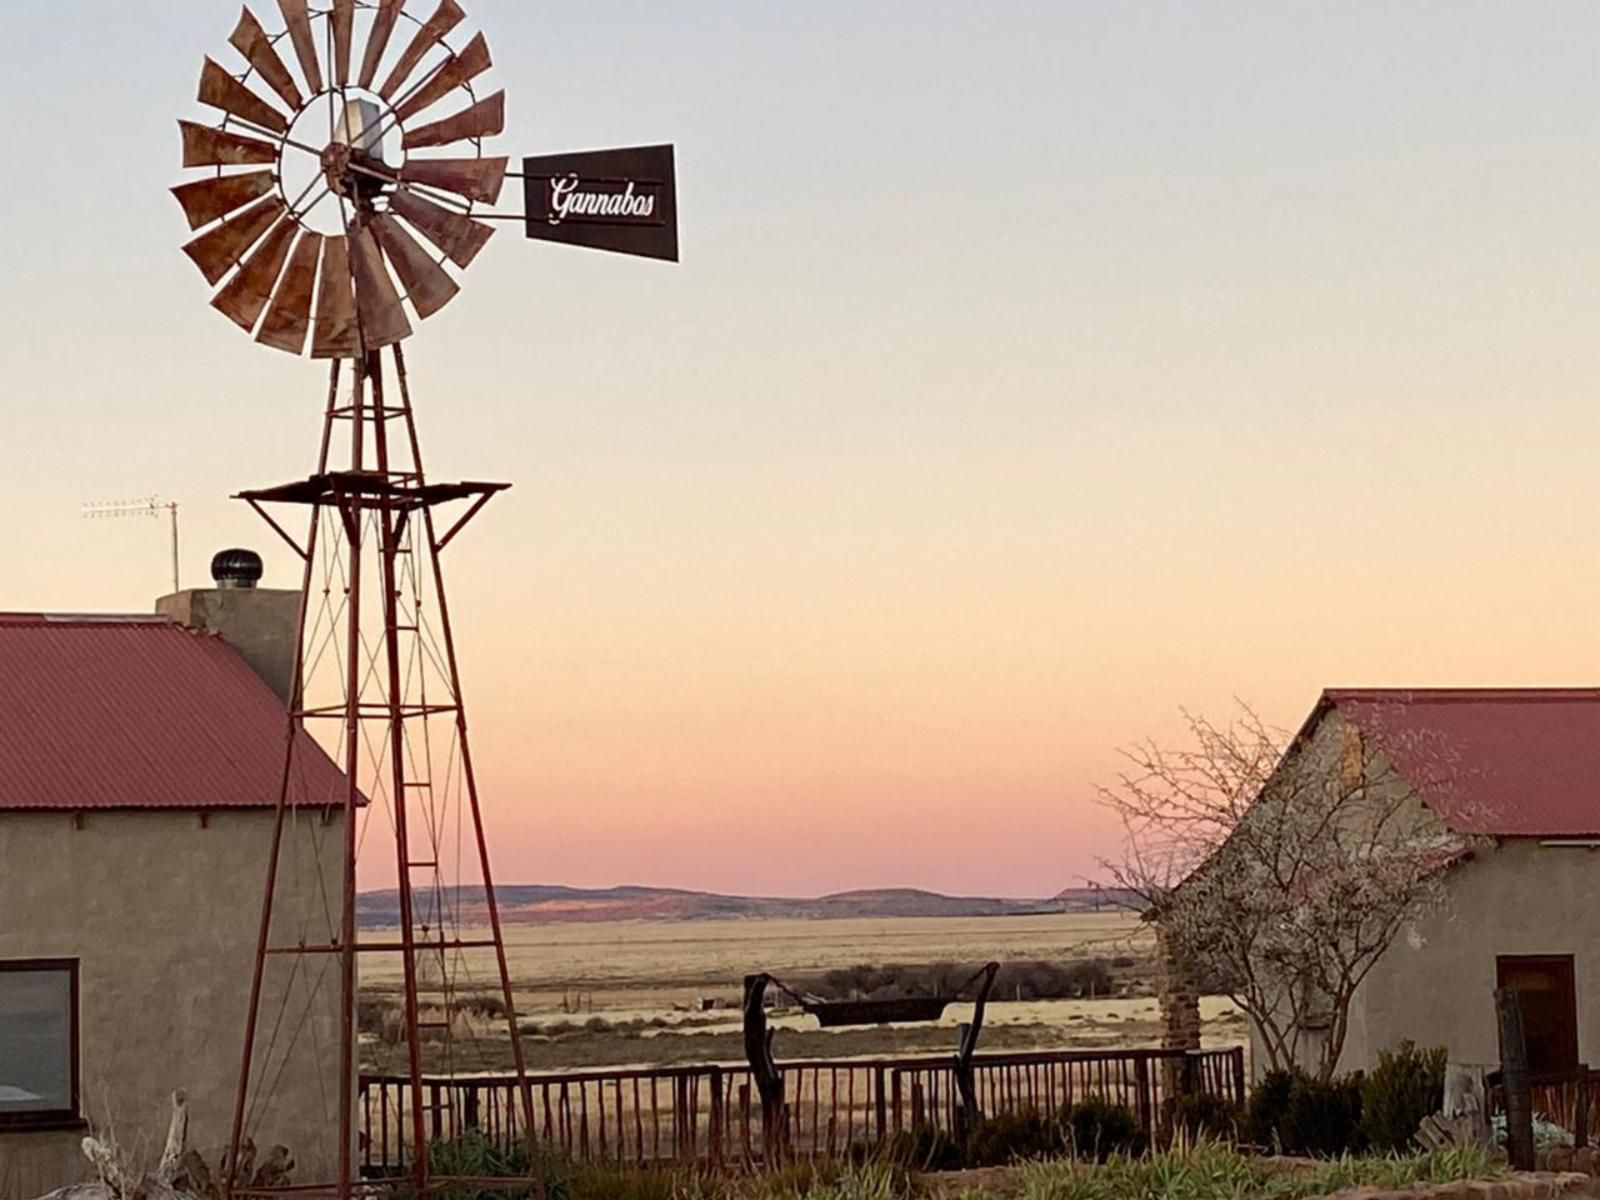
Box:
170, 3, 678, 1197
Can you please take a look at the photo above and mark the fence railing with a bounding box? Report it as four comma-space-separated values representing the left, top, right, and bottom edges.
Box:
1488, 1066, 1599, 1148
359, 1046, 1245, 1175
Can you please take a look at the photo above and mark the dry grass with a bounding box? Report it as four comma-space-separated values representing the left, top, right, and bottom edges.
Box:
354, 913, 1249, 1072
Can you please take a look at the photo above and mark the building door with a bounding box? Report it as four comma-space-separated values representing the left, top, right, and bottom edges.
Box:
1497, 955, 1579, 1074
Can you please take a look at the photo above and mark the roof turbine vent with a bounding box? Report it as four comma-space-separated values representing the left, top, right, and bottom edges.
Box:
211, 548, 264, 590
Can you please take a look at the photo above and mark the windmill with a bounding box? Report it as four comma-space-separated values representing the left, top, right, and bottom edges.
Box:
170, 4, 677, 1197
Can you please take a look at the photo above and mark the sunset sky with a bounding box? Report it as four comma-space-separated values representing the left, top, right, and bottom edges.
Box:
4, 2, 1600, 897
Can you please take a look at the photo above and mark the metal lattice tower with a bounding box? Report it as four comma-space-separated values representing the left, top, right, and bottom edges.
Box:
170, 3, 677, 1196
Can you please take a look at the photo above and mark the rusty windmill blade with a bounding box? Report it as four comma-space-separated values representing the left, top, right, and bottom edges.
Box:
370, 214, 460, 318
358, 0, 406, 89
211, 217, 298, 331
402, 90, 504, 151
183, 195, 287, 285
172, 171, 276, 231
392, 33, 491, 124
388, 188, 494, 268
229, 8, 304, 111
312, 236, 360, 358
349, 225, 414, 348
399, 156, 507, 204
180, 120, 279, 168
331, 0, 355, 86
277, 0, 324, 94
199, 58, 290, 135
378, 0, 465, 100
256, 232, 322, 354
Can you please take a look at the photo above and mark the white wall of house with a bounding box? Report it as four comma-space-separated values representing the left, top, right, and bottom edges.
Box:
0, 808, 346, 1196
1342, 837, 1600, 1072
1246, 837, 1600, 1077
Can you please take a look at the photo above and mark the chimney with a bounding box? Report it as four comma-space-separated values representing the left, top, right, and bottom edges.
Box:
156, 548, 298, 703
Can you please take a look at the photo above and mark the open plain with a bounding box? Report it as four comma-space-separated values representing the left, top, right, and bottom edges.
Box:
358, 912, 1245, 1071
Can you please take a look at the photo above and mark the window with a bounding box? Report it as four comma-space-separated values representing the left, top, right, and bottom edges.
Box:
1497, 955, 1579, 1075
0, 960, 80, 1129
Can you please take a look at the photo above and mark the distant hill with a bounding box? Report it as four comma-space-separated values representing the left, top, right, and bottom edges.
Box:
1052, 885, 1147, 912
354, 884, 1101, 928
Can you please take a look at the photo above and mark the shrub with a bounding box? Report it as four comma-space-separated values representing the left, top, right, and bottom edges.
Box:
1172, 1093, 1242, 1142
1012, 1143, 1503, 1200
1061, 1098, 1144, 1161
1281, 1073, 1366, 1157
356, 995, 394, 1036
813, 959, 1128, 1003
451, 994, 510, 1021
1245, 1069, 1296, 1149
879, 1125, 963, 1172
963, 1108, 1065, 1165
1362, 1041, 1447, 1153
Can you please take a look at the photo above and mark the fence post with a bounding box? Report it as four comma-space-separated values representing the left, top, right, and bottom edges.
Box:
1134, 1056, 1153, 1139
874, 1066, 889, 1144
1229, 1047, 1247, 1108
709, 1067, 726, 1171
1575, 1068, 1590, 1152
1496, 987, 1535, 1171
1181, 1052, 1198, 1100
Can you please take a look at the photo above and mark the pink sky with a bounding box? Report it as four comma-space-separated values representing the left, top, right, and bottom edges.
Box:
4, 3, 1600, 896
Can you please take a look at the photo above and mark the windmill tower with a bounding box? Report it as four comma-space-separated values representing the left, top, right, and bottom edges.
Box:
170, 4, 677, 1197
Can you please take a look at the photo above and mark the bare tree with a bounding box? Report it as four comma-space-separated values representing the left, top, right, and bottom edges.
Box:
1101, 703, 1470, 1081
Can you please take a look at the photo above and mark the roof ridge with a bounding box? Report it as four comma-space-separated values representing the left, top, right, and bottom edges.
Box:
1326, 687, 1600, 704
0, 613, 173, 625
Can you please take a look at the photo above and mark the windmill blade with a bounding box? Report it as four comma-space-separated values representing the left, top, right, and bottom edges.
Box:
392, 33, 491, 124
230, 7, 305, 112
379, 0, 465, 100
388, 188, 493, 268
312, 236, 360, 358
350, 225, 414, 348
183, 195, 287, 284
172, 171, 276, 231
211, 216, 297, 331
257, 232, 322, 354
180, 120, 278, 167
358, 0, 406, 89
331, 0, 355, 86
402, 90, 503, 151
199, 58, 289, 134
277, 0, 324, 95
399, 156, 507, 204
371, 213, 459, 318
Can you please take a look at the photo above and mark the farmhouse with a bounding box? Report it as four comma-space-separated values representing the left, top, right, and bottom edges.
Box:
0, 559, 345, 1195
1159, 688, 1600, 1080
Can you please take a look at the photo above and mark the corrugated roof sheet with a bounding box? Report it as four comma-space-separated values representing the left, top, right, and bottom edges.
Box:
1324, 687, 1600, 837
0, 614, 345, 811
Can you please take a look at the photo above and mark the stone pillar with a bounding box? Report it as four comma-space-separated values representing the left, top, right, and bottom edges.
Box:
1157, 922, 1202, 1053
1155, 920, 1203, 1135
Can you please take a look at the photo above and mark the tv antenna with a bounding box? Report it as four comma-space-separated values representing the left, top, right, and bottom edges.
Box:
171, 2, 678, 1197
82, 495, 181, 594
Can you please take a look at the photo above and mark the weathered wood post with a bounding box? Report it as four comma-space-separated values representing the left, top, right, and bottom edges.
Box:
1497, 987, 1535, 1170
953, 963, 1000, 1141
743, 974, 787, 1163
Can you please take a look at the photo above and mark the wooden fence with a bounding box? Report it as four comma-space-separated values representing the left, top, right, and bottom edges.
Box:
359, 1046, 1245, 1175
1489, 1066, 1599, 1147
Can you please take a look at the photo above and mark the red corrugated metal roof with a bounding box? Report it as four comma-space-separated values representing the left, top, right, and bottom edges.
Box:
0, 614, 345, 811
1323, 687, 1600, 837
